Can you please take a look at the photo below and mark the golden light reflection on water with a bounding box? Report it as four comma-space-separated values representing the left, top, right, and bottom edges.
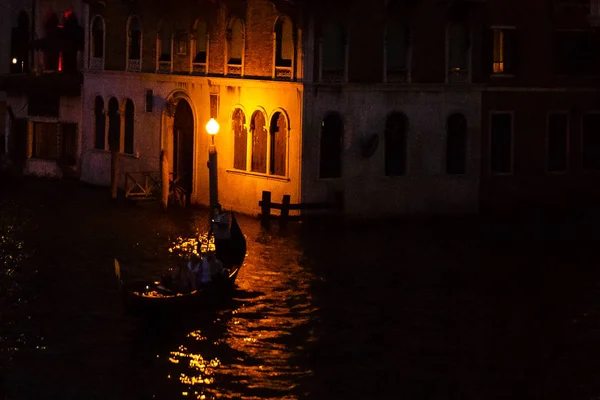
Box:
168, 234, 215, 258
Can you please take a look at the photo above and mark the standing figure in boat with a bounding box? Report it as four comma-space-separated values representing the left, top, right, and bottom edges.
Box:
210, 204, 232, 262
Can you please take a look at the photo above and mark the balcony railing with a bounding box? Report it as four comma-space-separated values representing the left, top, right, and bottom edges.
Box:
127, 59, 141, 72
157, 61, 172, 74
227, 64, 242, 76
448, 68, 469, 83
192, 62, 207, 75
386, 68, 409, 83
90, 57, 104, 71
274, 66, 292, 80
320, 69, 344, 83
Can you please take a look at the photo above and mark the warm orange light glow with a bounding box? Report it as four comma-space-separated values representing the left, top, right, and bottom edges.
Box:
12, 58, 17, 64
58, 52, 63, 72
493, 29, 504, 74
206, 118, 220, 135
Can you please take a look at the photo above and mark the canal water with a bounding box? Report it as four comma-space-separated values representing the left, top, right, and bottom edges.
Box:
2, 177, 600, 400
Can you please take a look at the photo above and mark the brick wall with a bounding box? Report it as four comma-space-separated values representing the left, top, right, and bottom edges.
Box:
98, 0, 301, 79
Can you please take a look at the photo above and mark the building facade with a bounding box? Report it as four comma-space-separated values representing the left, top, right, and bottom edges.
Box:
2, 0, 600, 217
1, 0, 84, 178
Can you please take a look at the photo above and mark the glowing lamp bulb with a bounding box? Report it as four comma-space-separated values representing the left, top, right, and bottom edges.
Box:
206, 118, 220, 135
12, 58, 17, 65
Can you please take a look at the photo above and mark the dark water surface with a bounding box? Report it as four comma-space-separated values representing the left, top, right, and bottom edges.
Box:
2, 178, 600, 400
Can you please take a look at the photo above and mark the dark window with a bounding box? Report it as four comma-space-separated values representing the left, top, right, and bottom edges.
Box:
44, 13, 60, 70
386, 22, 410, 74
28, 93, 60, 117
128, 17, 142, 60
108, 98, 120, 151
60, 123, 77, 166
32, 122, 58, 159
228, 18, 243, 65
547, 113, 568, 172
92, 16, 104, 58
447, 21, 469, 72
10, 11, 29, 73
159, 21, 173, 61
61, 11, 83, 73
275, 17, 293, 68
582, 113, 600, 170
384, 112, 408, 176
553, 31, 600, 76
446, 113, 467, 174
194, 19, 208, 63
232, 108, 247, 170
490, 113, 512, 174
320, 113, 343, 179
490, 28, 517, 75
94, 96, 105, 150
124, 99, 134, 154
251, 111, 268, 173
321, 19, 345, 75
270, 112, 287, 176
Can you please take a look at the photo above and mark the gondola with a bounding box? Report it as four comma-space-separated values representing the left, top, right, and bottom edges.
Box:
114, 213, 246, 314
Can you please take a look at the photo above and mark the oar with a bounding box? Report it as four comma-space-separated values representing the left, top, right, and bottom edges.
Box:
114, 258, 123, 291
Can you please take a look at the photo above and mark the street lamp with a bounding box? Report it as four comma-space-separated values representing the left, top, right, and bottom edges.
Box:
206, 118, 220, 215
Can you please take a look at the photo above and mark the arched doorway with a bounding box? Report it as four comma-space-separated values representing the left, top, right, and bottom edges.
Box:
172, 99, 194, 197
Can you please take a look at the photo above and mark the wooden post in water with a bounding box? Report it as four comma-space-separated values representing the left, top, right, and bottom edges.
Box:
280, 194, 291, 228
260, 191, 272, 228
161, 150, 169, 210
110, 149, 119, 199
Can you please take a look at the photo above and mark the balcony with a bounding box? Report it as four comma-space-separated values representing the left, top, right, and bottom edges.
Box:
157, 61, 172, 74
0, 72, 82, 96
192, 62, 206, 75
274, 66, 292, 80
127, 59, 141, 73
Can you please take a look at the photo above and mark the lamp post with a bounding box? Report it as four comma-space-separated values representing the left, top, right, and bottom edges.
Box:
206, 118, 220, 216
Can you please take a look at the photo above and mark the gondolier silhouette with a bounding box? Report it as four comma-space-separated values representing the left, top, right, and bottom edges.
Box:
210, 204, 232, 263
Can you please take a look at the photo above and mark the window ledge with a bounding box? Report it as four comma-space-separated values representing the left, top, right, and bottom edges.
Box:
226, 169, 290, 182
91, 149, 139, 158
490, 73, 515, 78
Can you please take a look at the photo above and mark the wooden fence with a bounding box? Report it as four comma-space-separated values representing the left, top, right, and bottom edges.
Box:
124, 171, 161, 201
258, 190, 343, 227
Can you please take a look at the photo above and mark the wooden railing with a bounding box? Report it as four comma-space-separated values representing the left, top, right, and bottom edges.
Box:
124, 171, 161, 201
258, 190, 343, 228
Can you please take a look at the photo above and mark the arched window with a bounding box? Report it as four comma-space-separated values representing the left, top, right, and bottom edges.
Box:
446, 113, 467, 174
94, 96, 105, 150
44, 12, 60, 70
320, 17, 345, 81
232, 108, 247, 170
319, 113, 343, 179
275, 17, 293, 67
251, 111, 267, 173
108, 98, 120, 152
194, 19, 208, 63
91, 16, 104, 59
124, 99, 134, 155
62, 11, 82, 73
270, 111, 288, 176
10, 11, 29, 73
127, 16, 142, 72
158, 20, 173, 61
227, 18, 244, 65
384, 112, 408, 176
